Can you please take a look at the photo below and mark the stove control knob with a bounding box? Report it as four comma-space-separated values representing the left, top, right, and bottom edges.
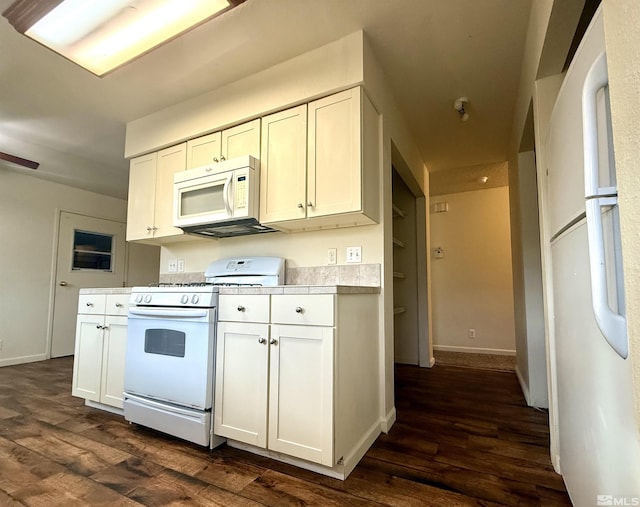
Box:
135, 294, 143, 303
191, 294, 200, 304
144, 294, 152, 303
181, 294, 189, 304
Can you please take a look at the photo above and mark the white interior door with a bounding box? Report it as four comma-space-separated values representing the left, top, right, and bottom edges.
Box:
51, 212, 125, 357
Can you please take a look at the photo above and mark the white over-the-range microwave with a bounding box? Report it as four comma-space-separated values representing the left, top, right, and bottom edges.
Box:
173, 155, 277, 238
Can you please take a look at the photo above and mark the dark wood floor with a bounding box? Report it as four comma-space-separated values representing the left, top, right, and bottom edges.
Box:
0, 358, 571, 506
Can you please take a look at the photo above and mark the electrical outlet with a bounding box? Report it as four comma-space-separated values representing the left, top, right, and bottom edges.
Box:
346, 246, 362, 264
468, 328, 476, 339
168, 260, 177, 273
177, 259, 185, 272
327, 248, 337, 265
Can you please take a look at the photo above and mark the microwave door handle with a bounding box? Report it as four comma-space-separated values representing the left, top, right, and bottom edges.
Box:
223, 173, 233, 216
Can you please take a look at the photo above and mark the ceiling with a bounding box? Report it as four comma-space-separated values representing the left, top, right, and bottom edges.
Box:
0, 0, 533, 199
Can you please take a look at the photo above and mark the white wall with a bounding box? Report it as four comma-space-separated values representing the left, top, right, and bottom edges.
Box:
430, 186, 516, 354
161, 225, 383, 274
517, 150, 548, 408
0, 169, 128, 366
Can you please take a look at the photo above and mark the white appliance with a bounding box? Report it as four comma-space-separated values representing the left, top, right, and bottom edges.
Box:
546, 7, 640, 504
123, 256, 285, 448
173, 155, 277, 238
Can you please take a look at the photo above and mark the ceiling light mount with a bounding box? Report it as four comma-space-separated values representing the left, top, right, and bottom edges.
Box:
453, 96, 469, 122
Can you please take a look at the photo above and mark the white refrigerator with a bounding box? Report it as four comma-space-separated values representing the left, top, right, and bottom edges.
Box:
546, 7, 640, 506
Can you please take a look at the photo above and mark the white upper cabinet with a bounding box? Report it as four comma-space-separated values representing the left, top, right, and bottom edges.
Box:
260, 87, 380, 231
186, 119, 261, 169
307, 88, 362, 218
126, 143, 186, 243
259, 105, 308, 224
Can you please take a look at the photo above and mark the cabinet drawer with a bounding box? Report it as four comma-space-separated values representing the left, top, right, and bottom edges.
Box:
219, 295, 270, 323
271, 295, 334, 326
106, 294, 129, 316
78, 294, 106, 315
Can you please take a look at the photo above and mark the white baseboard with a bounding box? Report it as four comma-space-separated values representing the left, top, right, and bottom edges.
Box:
433, 345, 516, 356
515, 365, 531, 405
429, 356, 435, 367
85, 400, 124, 416
343, 420, 382, 478
0, 353, 48, 368
380, 407, 396, 433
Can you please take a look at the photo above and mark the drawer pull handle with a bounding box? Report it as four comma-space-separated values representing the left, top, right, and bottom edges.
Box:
237, 305, 245, 312
295, 306, 303, 314
86, 302, 94, 307
269, 338, 278, 346
258, 337, 266, 344
115, 303, 123, 308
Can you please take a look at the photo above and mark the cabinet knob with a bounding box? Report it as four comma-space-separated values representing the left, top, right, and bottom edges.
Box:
237, 305, 245, 312
213, 157, 219, 163
220, 155, 226, 161
258, 337, 266, 344
205, 167, 213, 172
295, 306, 303, 314
269, 338, 278, 346
297, 203, 304, 209
307, 201, 314, 208
146, 226, 152, 232
152, 226, 158, 231
86, 302, 94, 307
96, 325, 102, 330
103, 325, 109, 330
115, 303, 123, 308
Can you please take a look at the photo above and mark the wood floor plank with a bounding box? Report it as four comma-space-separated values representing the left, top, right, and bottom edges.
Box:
0, 357, 570, 506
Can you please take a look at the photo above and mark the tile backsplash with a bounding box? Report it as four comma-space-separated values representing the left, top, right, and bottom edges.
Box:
159, 263, 381, 287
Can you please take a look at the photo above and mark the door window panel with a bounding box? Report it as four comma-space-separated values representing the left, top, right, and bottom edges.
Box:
72, 230, 113, 271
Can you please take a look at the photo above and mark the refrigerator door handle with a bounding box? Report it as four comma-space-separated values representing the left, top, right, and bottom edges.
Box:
582, 51, 608, 198
585, 197, 628, 358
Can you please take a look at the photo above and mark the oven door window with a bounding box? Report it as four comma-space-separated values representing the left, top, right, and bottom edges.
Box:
144, 329, 186, 357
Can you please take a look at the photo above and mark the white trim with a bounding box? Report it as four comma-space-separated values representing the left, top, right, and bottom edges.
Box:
428, 356, 435, 367
227, 440, 345, 480
380, 406, 396, 433
515, 365, 531, 406
0, 354, 48, 368
342, 420, 381, 478
85, 400, 124, 416
433, 345, 516, 356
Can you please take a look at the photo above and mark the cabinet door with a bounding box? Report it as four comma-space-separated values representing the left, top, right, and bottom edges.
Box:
260, 105, 307, 224
71, 315, 105, 402
126, 153, 158, 241
186, 131, 222, 169
153, 143, 186, 238
221, 119, 260, 160
268, 324, 334, 466
100, 315, 127, 409
214, 322, 269, 447
308, 88, 362, 218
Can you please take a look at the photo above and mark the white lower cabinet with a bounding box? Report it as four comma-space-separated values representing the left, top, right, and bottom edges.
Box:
268, 324, 334, 465
214, 292, 379, 478
72, 292, 129, 410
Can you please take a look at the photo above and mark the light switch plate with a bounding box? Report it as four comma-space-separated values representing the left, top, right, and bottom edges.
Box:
346, 246, 362, 264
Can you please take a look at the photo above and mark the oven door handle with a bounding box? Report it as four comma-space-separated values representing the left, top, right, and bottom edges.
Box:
128, 308, 209, 319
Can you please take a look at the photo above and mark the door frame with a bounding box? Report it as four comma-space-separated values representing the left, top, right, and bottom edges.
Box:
45, 209, 128, 359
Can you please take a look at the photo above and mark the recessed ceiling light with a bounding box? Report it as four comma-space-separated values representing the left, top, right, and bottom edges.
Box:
3, 0, 245, 77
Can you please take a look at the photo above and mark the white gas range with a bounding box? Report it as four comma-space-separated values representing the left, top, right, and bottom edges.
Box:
123, 256, 284, 447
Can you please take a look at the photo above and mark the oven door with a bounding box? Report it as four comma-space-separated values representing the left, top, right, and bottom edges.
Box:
174, 170, 233, 228
125, 307, 215, 410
